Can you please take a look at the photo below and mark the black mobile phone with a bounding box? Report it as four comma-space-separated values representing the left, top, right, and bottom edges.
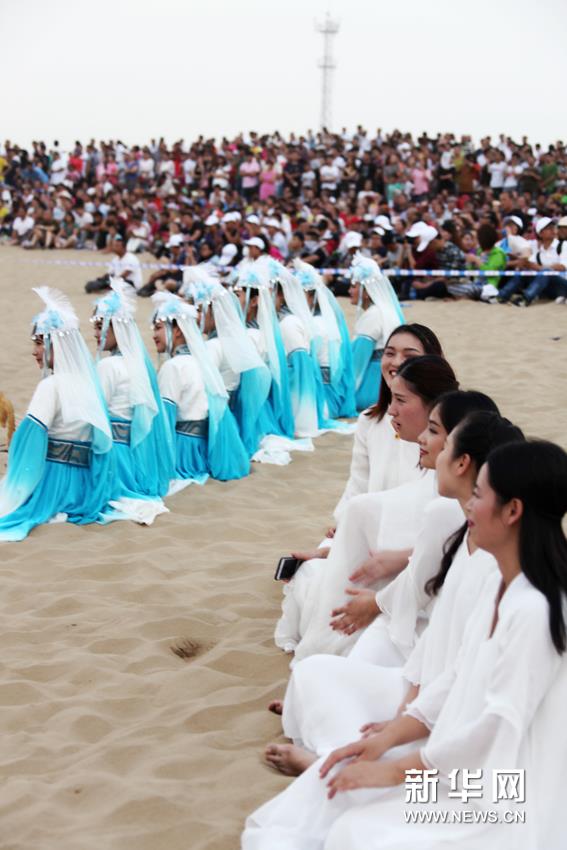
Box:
274, 556, 303, 581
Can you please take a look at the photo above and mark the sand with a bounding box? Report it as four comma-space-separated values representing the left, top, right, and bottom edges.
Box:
0, 246, 565, 850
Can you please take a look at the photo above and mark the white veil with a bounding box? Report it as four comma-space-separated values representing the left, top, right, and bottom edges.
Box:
182, 268, 263, 374
94, 279, 158, 446
239, 264, 282, 387
33, 287, 112, 453
266, 258, 316, 342
350, 253, 405, 339
292, 258, 342, 347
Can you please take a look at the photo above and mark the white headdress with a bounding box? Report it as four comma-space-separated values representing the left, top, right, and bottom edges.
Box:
32, 287, 111, 453
350, 253, 405, 338
266, 258, 316, 342
238, 263, 281, 387
181, 268, 263, 375
93, 279, 158, 447
292, 258, 343, 380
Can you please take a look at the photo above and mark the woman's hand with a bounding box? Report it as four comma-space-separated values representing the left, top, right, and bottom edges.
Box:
325, 527, 336, 539
291, 547, 330, 562
319, 733, 390, 779
349, 550, 409, 585
330, 588, 380, 634
360, 720, 390, 738
326, 760, 403, 799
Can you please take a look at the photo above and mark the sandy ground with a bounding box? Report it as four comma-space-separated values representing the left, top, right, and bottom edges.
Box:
0, 246, 566, 850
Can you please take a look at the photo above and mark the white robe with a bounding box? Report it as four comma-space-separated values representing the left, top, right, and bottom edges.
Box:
157, 353, 208, 422
280, 509, 483, 760
353, 304, 385, 348
243, 573, 567, 850
325, 573, 566, 850
289, 472, 438, 662
333, 413, 421, 523
350, 497, 466, 664
275, 416, 422, 653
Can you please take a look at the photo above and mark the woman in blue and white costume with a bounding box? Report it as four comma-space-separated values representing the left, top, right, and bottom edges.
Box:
152, 292, 250, 484
350, 254, 405, 412
234, 265, 301, 458
268, 259, 322, 438
293, 259, 357, 421
92, 279, 174, 523
0, 288, 114, 542
181, 269, 271, 458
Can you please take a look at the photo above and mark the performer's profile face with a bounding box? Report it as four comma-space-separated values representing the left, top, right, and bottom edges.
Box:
32, 336, 51, 370
152, 321, 167, 353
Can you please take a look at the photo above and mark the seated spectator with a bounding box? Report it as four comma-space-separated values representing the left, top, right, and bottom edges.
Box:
497, 218, 567, 306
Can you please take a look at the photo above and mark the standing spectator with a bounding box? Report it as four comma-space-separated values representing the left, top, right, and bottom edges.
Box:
239, 153, 261, 201
259, 157, 278, 201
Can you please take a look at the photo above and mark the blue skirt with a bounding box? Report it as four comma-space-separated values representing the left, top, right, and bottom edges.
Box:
0, 457, 111, 542
175, 433, 209, 484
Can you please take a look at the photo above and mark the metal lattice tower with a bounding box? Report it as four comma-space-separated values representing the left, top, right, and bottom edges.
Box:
315, 12, 340, 131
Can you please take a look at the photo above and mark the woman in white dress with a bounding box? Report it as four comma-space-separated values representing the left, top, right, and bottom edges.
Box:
264, 409, 522, 779
276, 325, 444, 652
243, 440, 567, 850
286, 355, 459, 663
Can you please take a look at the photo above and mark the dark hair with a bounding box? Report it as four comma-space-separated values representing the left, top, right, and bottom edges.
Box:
367, 324, 444, 421
477, 223, 499, 251
434, 390, 499, 434
426, 410, 525, 597
394, 355, 458, 407
486, 440, 567, 653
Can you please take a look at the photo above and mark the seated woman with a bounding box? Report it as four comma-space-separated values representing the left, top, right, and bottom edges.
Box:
270, 260, 320, 438
236, 266, 295, 445
294, 258, 357, 421
92, 279, 174, 523
349, 253, 405, 412
181, 270, 271, 458
151, 292, 250, 485
243, 440, 565, 850
275, 326, 443, 651
0, 288, 114, 542
266, 408, 521, 780
275, 355, 459, 657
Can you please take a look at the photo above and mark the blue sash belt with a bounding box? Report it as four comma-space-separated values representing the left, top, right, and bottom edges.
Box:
111, 420, 131, 445
47, 438, 91, 468
176, 418, 209, 438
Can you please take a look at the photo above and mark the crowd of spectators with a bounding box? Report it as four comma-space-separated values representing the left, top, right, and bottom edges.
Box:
1, 127, 567, 305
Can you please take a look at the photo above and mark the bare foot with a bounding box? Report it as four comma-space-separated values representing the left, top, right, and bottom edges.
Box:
264, 743, 317, 776
268, 699, 283, 715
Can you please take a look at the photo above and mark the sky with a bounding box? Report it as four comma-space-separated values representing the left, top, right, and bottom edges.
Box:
2, 0, 566, 149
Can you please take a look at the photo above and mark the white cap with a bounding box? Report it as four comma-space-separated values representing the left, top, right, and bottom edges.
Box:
374, 214, 393, 231
244, 237, 265, 251
218, 243, 238, 266
205, 214, 220, 226
535, 216, 554, 235
264, 217, 280, 228
416, 225, 439, 252
505, 215, 524, 232
167, 234, 184, 248
222, 211, 241, 224
343, 231, 363, 250
372, 227, 385, 236
246, 214, 261, 226
406, 221, 429, 238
